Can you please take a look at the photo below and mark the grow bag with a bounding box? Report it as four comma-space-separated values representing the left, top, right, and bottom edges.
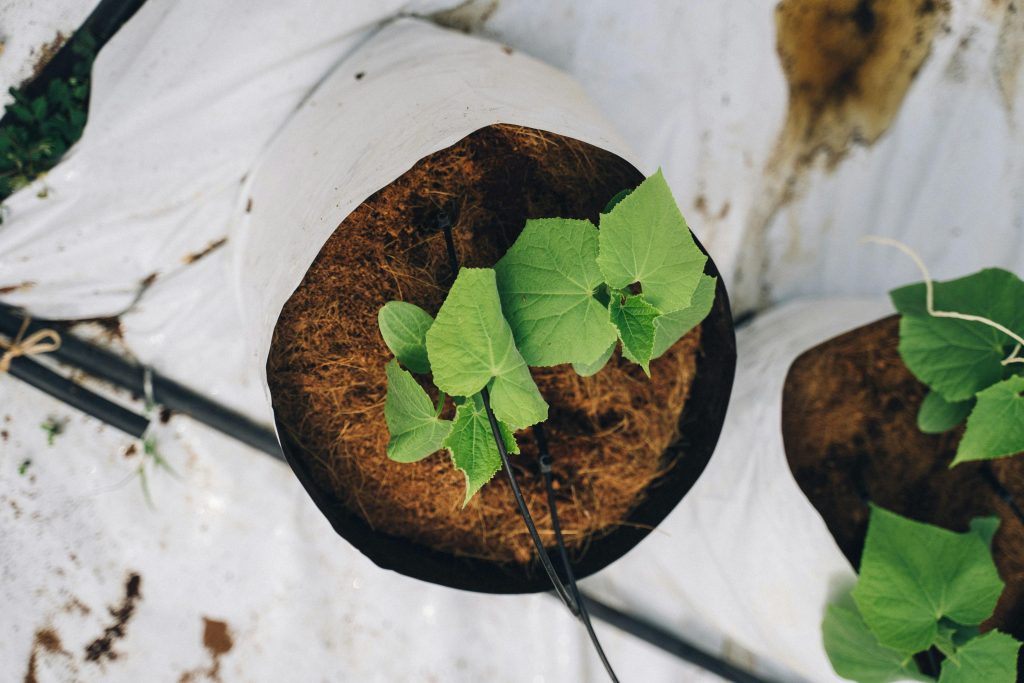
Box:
234, 19, 735, 594
782, 315, 1024, 641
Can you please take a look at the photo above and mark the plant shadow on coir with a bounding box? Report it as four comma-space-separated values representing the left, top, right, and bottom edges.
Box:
782, 315, 1024, 640
266, 124, 705, 566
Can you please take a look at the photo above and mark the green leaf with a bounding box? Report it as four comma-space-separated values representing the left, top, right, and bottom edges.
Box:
425, 268, 547, 429
955, 376, 1024, 464
852, 506, 1004, 654
938, 630, 1020, 683
608, 292, 661, 374
602, 188, 633, 214
891, 268, 1024, 402
378, 301, 434, 374
384, 361, 452, 463
444, 394, 517, 505
573, 341, 616, 377
651, 274, 716, 360
596, 169, 707, 313
823, 602, 929, 683
917, 391, 973, 434
494, 217, 618, 367
970, 517, 1000, 548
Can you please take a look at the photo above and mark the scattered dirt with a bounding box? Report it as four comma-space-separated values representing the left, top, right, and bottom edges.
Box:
994, 0, 1024, 114
24, 627, 68, 683
69, 316, 124, 341
427, 0, 500, 33
782, 316, 1024, 638
0, 281, 37, 296
178, 617, 234, 683
183, 238, 228, 265
30, 33, 68, 81
268, 124, 703, 564
84, 572, 142, 663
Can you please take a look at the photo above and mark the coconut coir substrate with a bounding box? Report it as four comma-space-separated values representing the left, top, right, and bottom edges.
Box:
267, 124, 702, 564
782, 316, 1024, 638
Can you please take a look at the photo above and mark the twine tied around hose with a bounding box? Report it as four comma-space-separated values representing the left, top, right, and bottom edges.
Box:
0, 317, 61, 373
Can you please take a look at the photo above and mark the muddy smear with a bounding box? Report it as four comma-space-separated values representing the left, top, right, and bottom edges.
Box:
84, 572, 142, 663
182, 237, 228, 265
24, 627, 70, 683
994, 0, 1024, 114
427, 0, 500, 33
733, 0, 950, 311
30, 33, 68, 81
178, 617, 234, 683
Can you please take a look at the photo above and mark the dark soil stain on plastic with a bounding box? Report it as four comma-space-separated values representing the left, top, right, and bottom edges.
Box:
178, 617, 234, 683
69, 315, 124, 341
0, 281, 37, 295
994, 0, 1024, 113
84, 572, 142, 663
183, 238, 228, 265
774, 0, 948, 170
24, 627, 68, 683
428, 0, 500, 33
30, 33, 68, 81
734, 0, 950, 310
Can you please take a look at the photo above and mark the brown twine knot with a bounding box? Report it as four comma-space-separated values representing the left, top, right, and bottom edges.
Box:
0, 317, 61, 373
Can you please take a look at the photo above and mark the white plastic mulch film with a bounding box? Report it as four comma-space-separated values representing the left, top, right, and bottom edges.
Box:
2, 0, 1023, 682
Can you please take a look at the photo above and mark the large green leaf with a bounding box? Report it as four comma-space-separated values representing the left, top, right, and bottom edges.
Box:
444, 394, 517, 506
891, 268, 1024, 402
378, 301, 434, 374
938, 630, 1020, 683
573, 341, 616, 377
852, 506, 1004, 654
384, 361, 451, 462
494, 217, 617, 367
917, 391, 973, 434
425, 268, 548, 430
651, 273, 716, 360
955, 375, 1024, 464
596, 169, 707, 313
608, 292, 661, 374
823, 602, 929, 683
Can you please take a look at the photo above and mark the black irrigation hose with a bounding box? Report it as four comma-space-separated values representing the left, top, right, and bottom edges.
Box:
6, 355, 149, 438
580, 593, 772, 683
535, 423, 619, 683
980, 464, 1024, 527
480, 388, 580, 613
0, 305, 284, 459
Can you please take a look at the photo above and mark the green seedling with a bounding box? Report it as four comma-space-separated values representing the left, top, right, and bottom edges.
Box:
869, 238, 1024, 465
824, 506, 1019, 683
377, 170, 715, 504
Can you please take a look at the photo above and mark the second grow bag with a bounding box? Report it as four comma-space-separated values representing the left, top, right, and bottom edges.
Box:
234, 18, 736, 594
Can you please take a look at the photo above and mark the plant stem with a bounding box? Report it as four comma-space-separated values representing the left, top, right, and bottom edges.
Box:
864, 236, 1024, 363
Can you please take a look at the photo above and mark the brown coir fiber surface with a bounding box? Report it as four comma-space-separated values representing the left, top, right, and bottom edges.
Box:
267, 124, 702, 565
782, 316, 1024, 638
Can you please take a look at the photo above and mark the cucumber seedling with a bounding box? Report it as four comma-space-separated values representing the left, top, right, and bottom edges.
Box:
376, 170, 716, 504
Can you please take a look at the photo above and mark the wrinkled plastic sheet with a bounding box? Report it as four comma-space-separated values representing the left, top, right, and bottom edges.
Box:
2, 0, 1023, 681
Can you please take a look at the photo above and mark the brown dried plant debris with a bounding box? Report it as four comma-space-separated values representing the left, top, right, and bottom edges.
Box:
268, 124, 702, 564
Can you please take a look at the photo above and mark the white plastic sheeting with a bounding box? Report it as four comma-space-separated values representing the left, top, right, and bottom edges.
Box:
586, 298, 896, 683
236, 18, 638, 422
0, 0, 101, 104
2, 0, 1022, 681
